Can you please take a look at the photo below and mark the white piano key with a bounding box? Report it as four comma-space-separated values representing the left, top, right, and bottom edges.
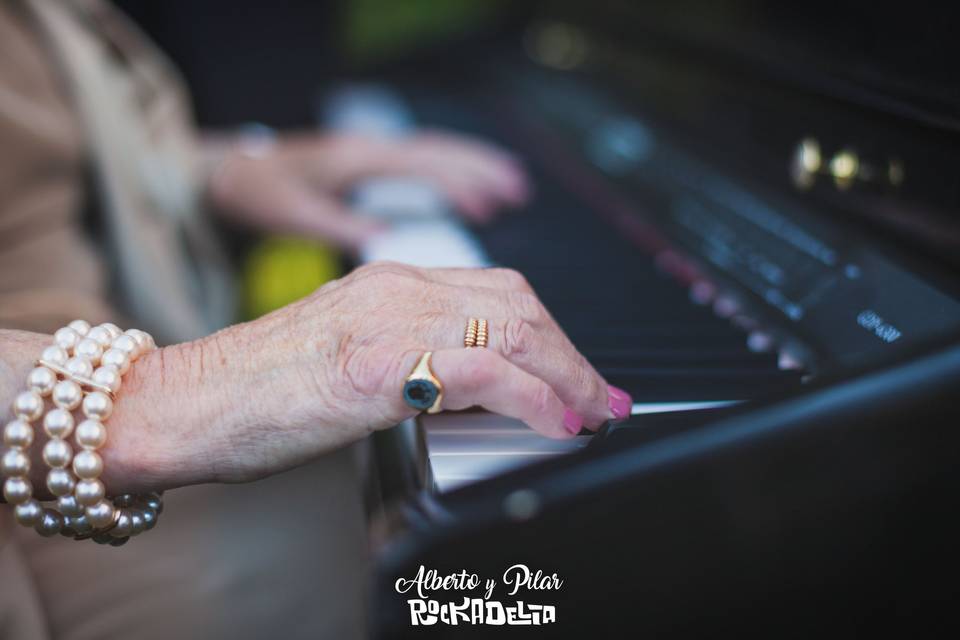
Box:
423, 413, 590, 492
360, 220, 490, 268
353, 179, 448, 220
422, 401, 741, 492
322, 84, 413, 136
631, 400, 740, 414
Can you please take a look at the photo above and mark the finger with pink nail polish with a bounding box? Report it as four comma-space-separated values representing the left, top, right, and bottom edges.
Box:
563, 408, 584, 435
607, 385, 632, 422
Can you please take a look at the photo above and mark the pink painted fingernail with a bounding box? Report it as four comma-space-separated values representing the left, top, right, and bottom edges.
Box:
608, 385, 632, 422
563, 408, 584, 435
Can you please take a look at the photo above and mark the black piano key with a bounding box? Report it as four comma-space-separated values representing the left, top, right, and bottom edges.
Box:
600, 368, 804, 402
587, 350, 780, 370
570, 325, 746, 343
587, 403, 746, 450
408, 88, 808, 406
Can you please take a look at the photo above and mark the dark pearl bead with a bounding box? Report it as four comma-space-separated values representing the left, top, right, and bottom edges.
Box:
34, 508, 64, 537
128, 510, 146, 536
141, 508, 158, 531
114, 494, 136, 508
109, 536, 129, 547
60, 517, 77, 537
71, 515, 93, 535
143, 493, 163, 514
110, 510, 134, 537
92, 532, 114, 545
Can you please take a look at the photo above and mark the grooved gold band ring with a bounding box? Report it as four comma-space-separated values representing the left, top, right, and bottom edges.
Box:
464, 318, 488, 348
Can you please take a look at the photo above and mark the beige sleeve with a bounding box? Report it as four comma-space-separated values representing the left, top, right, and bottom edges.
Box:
0, 2, 113, 335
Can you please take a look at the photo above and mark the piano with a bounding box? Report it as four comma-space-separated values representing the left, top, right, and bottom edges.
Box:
324, 2, 960, 635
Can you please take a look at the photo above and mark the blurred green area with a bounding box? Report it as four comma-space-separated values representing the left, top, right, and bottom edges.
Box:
342, 0, 510, 64
241, 237, 341, 320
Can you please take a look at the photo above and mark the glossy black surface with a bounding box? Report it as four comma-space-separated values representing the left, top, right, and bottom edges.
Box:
362, 5, 960, 636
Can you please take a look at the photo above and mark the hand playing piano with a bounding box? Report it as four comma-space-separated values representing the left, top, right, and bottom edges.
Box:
117, 262, 631, 486
207, 130, 530, 250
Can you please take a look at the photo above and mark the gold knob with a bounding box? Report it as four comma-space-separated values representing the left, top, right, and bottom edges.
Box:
829, 149, 860, 189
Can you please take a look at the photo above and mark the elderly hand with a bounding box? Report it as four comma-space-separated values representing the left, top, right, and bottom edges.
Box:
86, 263, 628, 491
207, 131, 530, 250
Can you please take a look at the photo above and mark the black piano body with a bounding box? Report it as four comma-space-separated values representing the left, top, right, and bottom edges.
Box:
362, 2, 960, 636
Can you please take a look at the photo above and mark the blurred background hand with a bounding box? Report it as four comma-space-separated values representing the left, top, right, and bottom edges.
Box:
207, 130, 531, 251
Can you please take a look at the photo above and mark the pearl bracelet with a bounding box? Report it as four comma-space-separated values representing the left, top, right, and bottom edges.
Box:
2, 320, 164, 546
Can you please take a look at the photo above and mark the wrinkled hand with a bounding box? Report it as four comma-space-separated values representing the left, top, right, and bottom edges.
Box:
158, 263, 626, 484
207, 131, 530, 250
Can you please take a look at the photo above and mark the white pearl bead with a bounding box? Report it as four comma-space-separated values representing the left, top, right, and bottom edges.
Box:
111, 334, 140, 357
74, 338, 103, 364
46, 467, 76, 496
52, 380, 82, 410
72, 450, 103, 479
41, 345, 69, 366
54, 327, 80, 351
43, 438, 73, 468
64, 356, 94, 379
99, 323, 122, 340
126, 329, 153, 349
68, 319, 92, 336
14, 498, 43, 526
13, 390, 44, 422
3, 476, 32, 504
125, 329, 145, 347
85, 499, 116, 528
100, 348, 130, 374
27, 366, 57, 396
57, 494, 85, 517
43, 408, 75, 438
82, 391, 113, 420
3, 419, 33, 448
1, 449, 30, 476
86, 326, 113, 348
75, 478, 105, 506
91, 366, 121, 393
75, 419, 107, 450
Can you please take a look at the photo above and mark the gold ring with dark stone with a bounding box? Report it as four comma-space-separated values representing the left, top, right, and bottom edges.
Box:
403, 352, 444, 414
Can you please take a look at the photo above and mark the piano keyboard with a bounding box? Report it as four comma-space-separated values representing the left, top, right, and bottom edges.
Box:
328, 85, 806, 493
424, 400, 737, 492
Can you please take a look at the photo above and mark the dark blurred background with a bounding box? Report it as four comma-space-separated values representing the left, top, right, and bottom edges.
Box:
114, 0, 960, 130
110, 0, 960, 319
113, 0, 523, 128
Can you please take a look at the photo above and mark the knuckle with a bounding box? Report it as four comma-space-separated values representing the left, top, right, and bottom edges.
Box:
336, 337, 395, 398
368, 269, 412, 292
528, 381, 554, 417
356, 261, 391, 275
513, 291, 546, 322
358, 261, 415, 281
490, 268, 532, 292
501, 318, 536, 359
